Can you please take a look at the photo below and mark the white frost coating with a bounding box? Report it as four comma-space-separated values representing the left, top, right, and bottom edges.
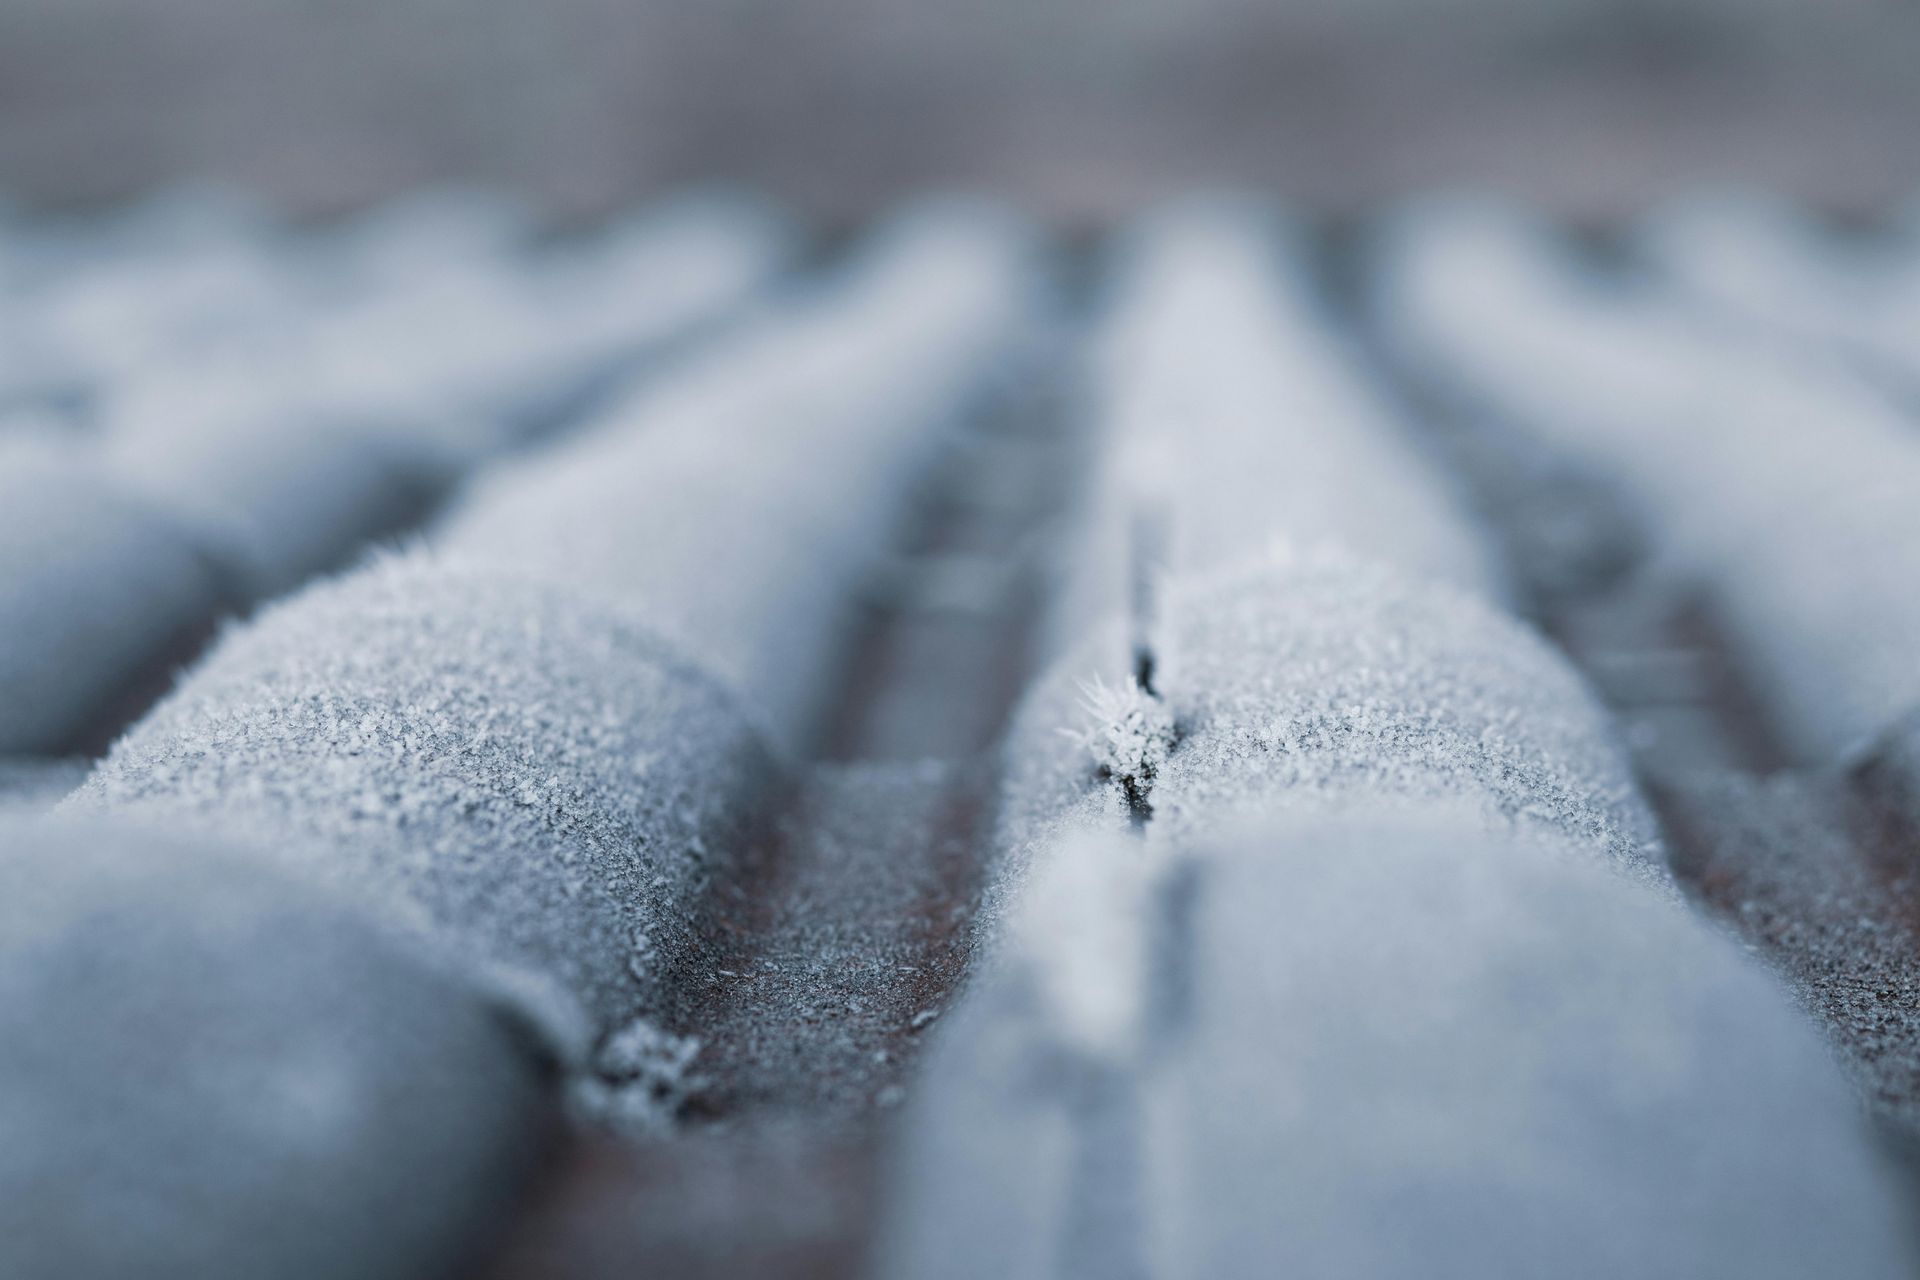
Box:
0, 816, 560, 1280
1147, 552, 1655, 869
441, 199, 1043, 752
296, 192, 793, 459
514, 193, 798, 420
571, 1017, 707, 1138
71, 559, 776, 1027
1374, 198, 1920, 765
1063, 675, 1177, 813
988, 546, 1665, 945
1641, 192, 1920, 393
989, 212, 1657, 935
880, 812, 1914, 1280
96, 190, 788, 516
72, 207, 1037, 1026
0, 445, 233, 754
0, 194, 786, 750
1054, 200, 1500, 658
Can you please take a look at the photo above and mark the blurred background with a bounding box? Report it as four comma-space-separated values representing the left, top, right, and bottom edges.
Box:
3, 0, 1918, 223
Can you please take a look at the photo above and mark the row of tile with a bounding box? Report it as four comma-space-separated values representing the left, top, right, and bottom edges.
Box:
1374, 200, 1920, 812
2, 204, 1042, 1278
0, 191, 785, 754
7, 192, 1920, 1276
875, 206, 1913, 1277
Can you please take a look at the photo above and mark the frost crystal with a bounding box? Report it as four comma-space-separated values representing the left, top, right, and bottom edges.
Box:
1067, 674, 1177, 815
597, 1016, 703, 1083
573, 1018, 705, 1138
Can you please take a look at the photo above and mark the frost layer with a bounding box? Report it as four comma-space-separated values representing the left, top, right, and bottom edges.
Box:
73, 201, 1039, 1027
0, 192, 789, 753
1374, 198, 1920, 768
989, 547, 1664, 944
441, 199, 1041, 752
1053, 200, 1500, 662
73, 559, 773, 1027
878, 811, 1914, 1280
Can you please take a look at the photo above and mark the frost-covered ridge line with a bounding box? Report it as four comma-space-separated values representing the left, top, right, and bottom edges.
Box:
6, 190, 1920, 1279
1364, 196, 1920, 1142
70, 201, 1039, 1028
982, 203, 1662, 938
19, 203, 1039, 1277
1372, 199, 1920, 819
875, 203, 1911, 1278
437, 200, 1044, 754
1048, 199, 1502, 664
0, 192, 789, 755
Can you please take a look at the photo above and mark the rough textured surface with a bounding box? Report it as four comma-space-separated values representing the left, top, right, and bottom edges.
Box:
442, 200, 1042, 752
994, 201, 1633, 938
1372, 199, 1920, 769
72, 559, 774, 1028
879, 811, 1915, 1280
0, 816, 562, 1280
19, 191, 1920, 1276
485, 342, 1081, 1280
1661, 771, 1920, 1127
691, 760, 985, 1123
1053, 202, 1498, 666
70, 202, 1038, 1031
1359, 243, 1920, 1153
990, 547, 1664, 945
0, 192, 787, 753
